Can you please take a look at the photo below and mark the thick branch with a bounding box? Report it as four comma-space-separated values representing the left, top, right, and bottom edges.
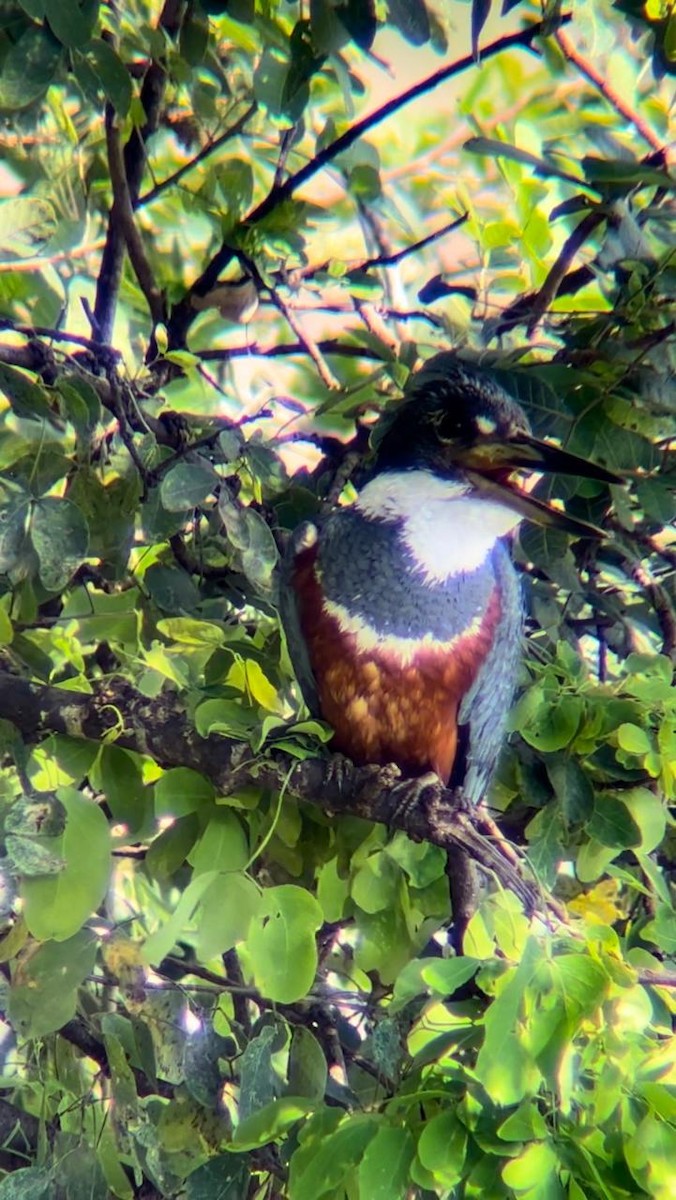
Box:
93, 0, 183, 342
0, 672, 536, 907
106, 116, 166, 327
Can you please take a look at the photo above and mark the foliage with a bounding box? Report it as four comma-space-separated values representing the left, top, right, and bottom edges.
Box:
0, 0, 674, 1197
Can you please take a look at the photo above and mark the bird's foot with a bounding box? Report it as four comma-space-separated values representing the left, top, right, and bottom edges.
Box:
388, 771, 445, 823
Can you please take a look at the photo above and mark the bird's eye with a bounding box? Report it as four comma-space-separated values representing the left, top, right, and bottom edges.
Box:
429, 408, 468, 443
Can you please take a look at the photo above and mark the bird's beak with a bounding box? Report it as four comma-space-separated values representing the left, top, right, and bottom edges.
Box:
449, 435, 622, 538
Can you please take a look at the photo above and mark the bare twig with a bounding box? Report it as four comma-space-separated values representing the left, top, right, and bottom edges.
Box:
170, 15, 572, 343
138, 102, 258, 207
555, 27, 665, 154
526, 209, 605, 336
0, 239, 106, 274
359, 213, 469, 271
268, 287, 341, 389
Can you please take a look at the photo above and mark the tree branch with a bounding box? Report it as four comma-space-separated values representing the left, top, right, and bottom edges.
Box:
555, 27, 664, 154
138, 102, 258, 207
105, 114, 166, 328
0, 672, 537, 908
93, 0, 183, 342
168, 14, 572, 344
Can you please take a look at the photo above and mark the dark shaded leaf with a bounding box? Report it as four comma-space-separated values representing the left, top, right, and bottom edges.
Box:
44, 0, 98, 48
336, 0, 376, 51
0, 22, 62, 110
78, 38, 132, 115
472, 0, 492, 58
29, 497, 88, 590
0, 362, 53, 421
387, 0, 430, 45
160, 459, 219, 511
185, 1155, 249, 1200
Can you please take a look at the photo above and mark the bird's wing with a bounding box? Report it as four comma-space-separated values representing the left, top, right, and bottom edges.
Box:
278, 522, 322, 716
458, 541, 523, 805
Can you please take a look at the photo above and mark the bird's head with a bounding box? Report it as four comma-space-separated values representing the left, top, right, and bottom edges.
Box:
370, 354, 620, 537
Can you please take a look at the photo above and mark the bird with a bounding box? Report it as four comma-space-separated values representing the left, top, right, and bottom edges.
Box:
281, 355, 618, 806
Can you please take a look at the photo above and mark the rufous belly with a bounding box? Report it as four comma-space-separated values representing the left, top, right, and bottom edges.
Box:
292, 550, 501, 784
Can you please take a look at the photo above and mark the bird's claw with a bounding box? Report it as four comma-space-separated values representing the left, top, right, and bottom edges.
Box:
388, 771, 445, 823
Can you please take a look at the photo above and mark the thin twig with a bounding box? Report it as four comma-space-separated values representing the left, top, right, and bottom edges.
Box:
270, 289, 341, 388
0, 239, 106, 274
526, 209, 605, 336
174, 15, 571, 333
0, 319, 118, 354
138, 102, 258, 207
359, 213, 469, 271
555, 27, 665, 154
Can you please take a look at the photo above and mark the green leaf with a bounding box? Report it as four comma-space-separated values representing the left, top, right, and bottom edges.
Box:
44, 0, 98, 47
219, 498, 279, 590
154, 768, 215, 819
30, 498, 89, 590
233, 1096, 315, 1149
0, 497, 30, 574
545, 757, 594, 823
183, 1023, 231, 1108
0, 1168, 52, 1199
160, 460, 219, 511
146, 813, 199, 880
288, 1027, 328, 1101
142, 871, 219, 965
78, 38, 132, 115
581, 154, 672, 190
502, 1141, 562, 1197
358, 1125, 414, 1200
6, 833, 64, 875
0, 362, 53, 420
475, 938, 542, 1103
519, 696, 584, 753
248, 885, 323, 1003
576, 838, 618, 883
144, 564, 200, 612
587, 794, 641, 849
89, 743, 146, 830
387, 0, 430, 46
185, 1155, 250, 1200
498, 1101, 548, 1141
617, 723, 652, 755
8, 928, 97, 1037
642, 905, 676, 955
335, 0, 376, 51
188, 810, 248, 874
351, 851, 398, 913
0, 23, 63, 110
417, 1110, 468, 1189
289, 1114, 379, 1200
56, 373, 101, 432
238, 1023, 278, 1121
195, 875, 262, 963
465, 137, 586, 188
621, 787, 666, 853
156, 617, 225, 646
420, 957, 479, 994
22, 787, 111, 941
625, 1112, 676, 1199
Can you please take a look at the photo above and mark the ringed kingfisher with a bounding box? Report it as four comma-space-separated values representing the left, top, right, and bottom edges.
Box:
281, 356, 617, 806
